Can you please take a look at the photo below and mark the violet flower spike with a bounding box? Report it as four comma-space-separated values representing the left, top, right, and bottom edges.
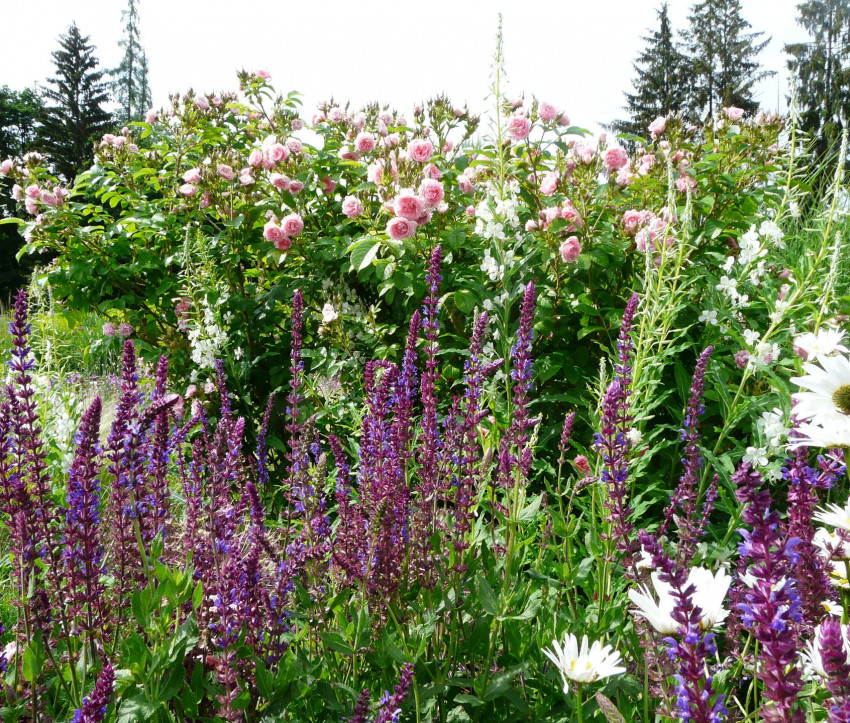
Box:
70, 663, 115, 723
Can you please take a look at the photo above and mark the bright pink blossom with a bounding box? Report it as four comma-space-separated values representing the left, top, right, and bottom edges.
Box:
603, 147, 629, 173
423, 163, 441, 180
507, 114, 531, 140
387, 217, 417, 240
25, 185, 40, 199
321, 177, 336, 193
289, 180, 304, 193
274, 236, 292, 251
263, 221, 287, 244
622, 210, 644, 235
267, 143, 289, 163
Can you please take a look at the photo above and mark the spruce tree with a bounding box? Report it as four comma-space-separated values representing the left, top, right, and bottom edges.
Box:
39, 23, 113, 181
786, 0, 850, 160
613, 3, 691, 137
112, 0, 152, 123
684, 0, 773, 120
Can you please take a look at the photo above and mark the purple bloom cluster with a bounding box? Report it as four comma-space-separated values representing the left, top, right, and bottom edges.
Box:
70, 663, 114, 723
818, 620, 850, 723
733, 462, 804, 723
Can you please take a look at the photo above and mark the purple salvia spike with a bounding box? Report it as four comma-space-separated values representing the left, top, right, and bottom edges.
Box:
733, 462, 804, 722
257, 394, 275, 487
818, 620, 850, 723
71, 662, 115, 723
64, 396, 106, 635
329, 434, 368, 582
286, 290, 305, 481
346, 689, 372, 723
153, 355, 168, 399
392, 310, 422, 461
373, 663, 415, 723
660, 346, 713, 563
215, 358, 231, 419
557, 411, 576, 467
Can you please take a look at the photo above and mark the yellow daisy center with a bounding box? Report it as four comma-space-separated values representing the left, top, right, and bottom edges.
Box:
833, 384, 850, 415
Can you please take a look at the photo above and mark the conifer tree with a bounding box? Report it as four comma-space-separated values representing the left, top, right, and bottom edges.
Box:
684, 0, 772, 120
39, 23, 112, 181
786, 0, 850, 160
112, 0, 152, 123
613, 3, 691, 137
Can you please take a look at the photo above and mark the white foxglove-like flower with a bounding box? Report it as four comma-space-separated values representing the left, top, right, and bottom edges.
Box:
793, 328, 848, 363
542, 633, 626, 692
628, 568, 731, 634
789, 354, 850, 448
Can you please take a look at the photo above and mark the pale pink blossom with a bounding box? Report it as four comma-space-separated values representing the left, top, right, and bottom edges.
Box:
415, 208, 433, 225
24, 197, 38, 215
218, 164, 235, 180
183, 167, 202, 184
384, 133, 400, 148
342, 195, 364, 218
145, 109, 157, 124
604, 147, 629, 173
525, 219, 539, 231
538, 102, 558, 121
200, 191, 212, 208
248, 149, 263, 168
387, 217, 417, 240
0, 159, 13, 175
539, 171, 559, 197
615, 167, 634, 187
12, 184, 23, 201
575, 145, 594, 164
355, 132, 376, 153
394, 191, 425, 220
286, 138, 303, 154
367, 163, 384, 184
195, 95, 210, 110
676, 174, 697, 193
127, 143, 139, 154
408, 139, 434, 163
507, 114, 531, 140
102, 322, 117, 337
558, 112, 571, 127
40, 191, 58, 207
560, 201, 584, 230
274, 236, 292, 251
441, 141, 454, 153
559, 236, 582, 263
466, 205, 475, 217
457, 174, 474, 194
118, 322, 134, 337
267, 143, 290, 163
289, 180, 304, 193
423, 163, 441, 180
419, 178, 444, 207
722, 106, 744, 121
270, 173, 290, 190
281, 213, 304, 236
257, 70, 271, 80
111, 135, 126, 149
291, 119, 304, 131
263, 221, 287, 244
180, 183, 197, 197
339, 146, 361, 161
648, 116, 667, 135
239, 171, 254, 186
211, 96, 222, 108
25, 184, 40, 199
321, 176, 336, 193
622, 210, 645, 235
328, 107, 345, 123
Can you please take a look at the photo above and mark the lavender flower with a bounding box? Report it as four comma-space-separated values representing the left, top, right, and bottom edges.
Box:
70, 663, 115, 723
818, 619, 850, 723
374, 663, 414, 723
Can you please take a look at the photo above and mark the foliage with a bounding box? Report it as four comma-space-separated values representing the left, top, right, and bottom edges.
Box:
39, 23, 113, 182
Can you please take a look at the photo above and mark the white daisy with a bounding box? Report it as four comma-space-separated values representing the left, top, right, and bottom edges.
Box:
791, 417, 850, 450
628, 568, 731, 634
793, 328, 849, 363
814, 498, 850, 533
789, 355, 850, 449
812, 528, 850, 589
542, 633, 626, 691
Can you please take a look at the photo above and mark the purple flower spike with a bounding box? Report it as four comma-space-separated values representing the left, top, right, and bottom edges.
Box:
374, 663, 415, 723
71, 663, 115, 723
819, 619, 850, 723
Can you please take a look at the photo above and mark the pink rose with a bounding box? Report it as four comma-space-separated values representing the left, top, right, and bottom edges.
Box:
559, 236, 582, 263
200, 191, 212, 208
289, 180, 304, 193
183, 167, 201, 184
466, 205, 475, 217
339, 146, 361, 161
24, 197, 38, 215
270, 173, 290, 190
281, 213, 304, 236
506, 114, 531, 140
263, 221, 287, 244
274, 236, 292, 251
622, 210, 643, 235
145, 109, 157, 124
267, 143, 289, 163
394, 191, 425, 220
0, 159, 12, 175
195, 95, 210, 110
603, 147, 629, 173
40, 191, 58, 207
615, 167, 633, 187
342, 195, 364, 218
575, 145, 594, 164
367, 163, 383, 185
442, 141, 454, 153
423, 163, 441, 180
457, 174, 474, 194
539, 171, 559, 197
286, 138, 303, 154
557, 112, 571, 127
355, 132, 376, 153
734, 350, 750, 369
212, 96, 222, 108
180, 183, 197, 197
675, 174, 697, 193
12, 184, 23, 201
648, 116, 666, 135
102, 322, 117, 337
328, 107, 345, 123
239, 172, 254, 186
218, 164, 235, 180
25, 184, 40, 199
387, 217, 417, 240
384, 133, 400, 148
257, 70, 271, 80
574, 455, 591, 474
118, 322, 134, 337
291, 119, 304, 131
112, 135, 126, 149
408, 139, 434, 163
127, 143, 139, 154
418, 178, 444, 207
248, 149, 263, 168
538, 102, 558, 121
321, 177, 336, 193
416, 208, 433, 225
722, 106, 744, 121
560, 201, 584, 229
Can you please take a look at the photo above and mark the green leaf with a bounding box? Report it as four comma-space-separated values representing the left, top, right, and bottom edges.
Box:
476, 576, 499, 617
347, 237, 380, 271
117, 692, 159, 723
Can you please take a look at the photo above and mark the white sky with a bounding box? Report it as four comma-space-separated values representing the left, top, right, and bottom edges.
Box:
1, 0, 808, 133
